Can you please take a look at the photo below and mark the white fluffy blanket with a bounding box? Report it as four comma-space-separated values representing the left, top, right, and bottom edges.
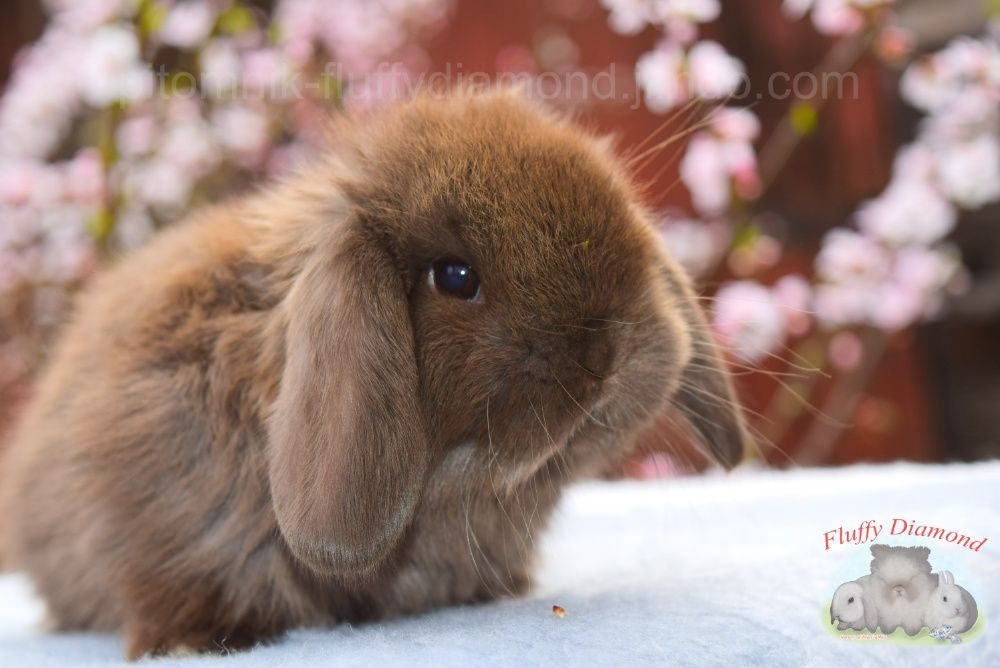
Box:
1, 462, 997, 667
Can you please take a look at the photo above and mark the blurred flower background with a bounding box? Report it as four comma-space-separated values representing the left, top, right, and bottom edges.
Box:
0, 0, 998, 473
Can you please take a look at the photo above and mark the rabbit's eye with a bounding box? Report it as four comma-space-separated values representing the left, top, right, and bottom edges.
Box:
943, 596, 948, 602
430, 259, 481, 302
847, 597, 855, 604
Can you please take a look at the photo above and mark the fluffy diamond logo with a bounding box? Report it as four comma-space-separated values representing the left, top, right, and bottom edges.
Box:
826, 542, 984, 644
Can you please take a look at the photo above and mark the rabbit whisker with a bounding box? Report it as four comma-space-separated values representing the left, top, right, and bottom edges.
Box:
551, 374, 609, 429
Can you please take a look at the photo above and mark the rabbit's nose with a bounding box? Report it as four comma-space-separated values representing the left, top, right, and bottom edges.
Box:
523, 318, 615, 381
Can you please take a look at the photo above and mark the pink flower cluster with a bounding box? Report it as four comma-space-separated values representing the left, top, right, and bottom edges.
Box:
812, 35, 999, 332
711, 275, 811, 363
617, 1, 998, 367
680, 108, 762, 216
782, 0, 897, 36
0, 0, 449, 326
602, 0, 746, 113
700, 33, 999, 364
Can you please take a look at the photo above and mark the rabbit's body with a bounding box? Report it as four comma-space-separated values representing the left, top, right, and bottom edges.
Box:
0, 91, 745, 658
2, 205, 557, 655
869, 545, 935, 635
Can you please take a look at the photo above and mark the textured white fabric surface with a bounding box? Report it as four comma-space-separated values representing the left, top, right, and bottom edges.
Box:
1, 461, 997, 667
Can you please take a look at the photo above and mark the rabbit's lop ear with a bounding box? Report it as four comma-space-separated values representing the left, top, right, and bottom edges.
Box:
267, 221, 428, 576
666, 269, 748, 469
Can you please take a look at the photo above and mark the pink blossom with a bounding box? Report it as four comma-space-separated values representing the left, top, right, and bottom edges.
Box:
200, 39, 242, 98
43, 0, 135, 30
890, 143, 935, 183
159, 2, 217, 50
812, 283, 870, 328
856, 179, 957, 247
680, 133, 731, 214
816, 229, 889, 285
781, 0, 816, 18
893, 246, 958, 297
680, 117, 760, 215
159, 115, 219, 172
130, 160, 194, 210
813, 244, 958, 331
712, 280, 786, 363
657, 217, 728, 278
211, 106, 271, 163
664, 0, 721, 23
0, 162, 37, 206
79, 24, 152, 107
601, 0, 655, 35
688, 40, 745, 99
28, 166, 66, 208
773, 274, 813, 336
783, 0, 896, 36
603, 0, 720, 36
936, 136, 1000, 209
710, 107, 760, 142
901, 36, 1000, 115
722, 140, 761, 200
242, 49, 292, 96
636, 39, 746, 113
867, 282, 927, 331
875, 25, 915, 64
62, 149, 105, 206
922, 89, 998, 144
276, 0, 449, 74
810, 0, 864, 36
635, 45, 689, 113
116, 115, 157, 157
662, 17, 698, 45
0, 28, 84, 159
728, 233, 781, 277
900, 59, 953, 113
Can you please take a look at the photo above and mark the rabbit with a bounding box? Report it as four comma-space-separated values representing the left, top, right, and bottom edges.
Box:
0, 89, 747, 659
830, 576, 878, 631
868, 544, 935, 635
924, 571, 978, 634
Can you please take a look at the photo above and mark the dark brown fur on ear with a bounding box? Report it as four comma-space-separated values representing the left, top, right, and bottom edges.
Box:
268, 220, 429, 576
659, 259, 748, 469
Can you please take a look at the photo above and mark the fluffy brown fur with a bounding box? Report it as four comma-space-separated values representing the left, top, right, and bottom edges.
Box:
0, 90, 746, 659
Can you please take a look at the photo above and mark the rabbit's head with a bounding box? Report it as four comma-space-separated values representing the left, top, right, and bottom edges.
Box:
831, 581, 875, 629
264, 90, 748, 577
926, 571, 972, 631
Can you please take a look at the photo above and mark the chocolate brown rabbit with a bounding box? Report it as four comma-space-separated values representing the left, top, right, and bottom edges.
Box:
0, 90, 746, 658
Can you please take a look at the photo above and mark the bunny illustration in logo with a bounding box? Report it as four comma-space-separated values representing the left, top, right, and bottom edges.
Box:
829, 544, 981, 640
868, 544, 936, 635
924, 571, 978, 636
830, 576, 877, 631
